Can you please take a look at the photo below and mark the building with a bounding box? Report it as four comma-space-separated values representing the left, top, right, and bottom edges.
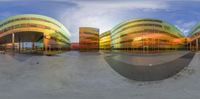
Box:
0, 14, 71, 54
70, 42, 79, 50
187, 23, 200, 51
110, 18, 185, 52
79, 27, 99, 51
99, 31, 111, 50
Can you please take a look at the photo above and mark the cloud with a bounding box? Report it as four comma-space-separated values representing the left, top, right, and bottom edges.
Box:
175, 20, 196, 36
59, 0, 169, 42
74, 1, 169, 10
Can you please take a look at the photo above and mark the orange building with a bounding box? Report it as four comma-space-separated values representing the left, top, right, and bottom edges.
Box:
110, 18, 185, 52
79, 27, 99, 51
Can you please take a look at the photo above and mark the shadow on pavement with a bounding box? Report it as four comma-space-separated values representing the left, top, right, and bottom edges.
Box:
104, 52, 195, 81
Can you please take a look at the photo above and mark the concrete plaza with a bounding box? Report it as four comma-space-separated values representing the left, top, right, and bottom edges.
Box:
0, 51, 199, 99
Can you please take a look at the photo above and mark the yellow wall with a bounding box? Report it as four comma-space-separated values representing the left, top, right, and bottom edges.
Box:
99, 31, 110, 50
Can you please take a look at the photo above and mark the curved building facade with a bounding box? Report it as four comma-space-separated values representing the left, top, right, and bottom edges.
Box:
99, 31, 110, 50
79, 27, 99, 51
188, 23, 200, 51
0, 14, 71, 53
110, 18, 185, 52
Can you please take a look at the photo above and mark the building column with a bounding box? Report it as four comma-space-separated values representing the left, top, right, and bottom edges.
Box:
196, 38, 199, 51
12, 33, 15, 52
157, 39, 159, 53
190, 42, 192, 51
32, 35, 35, 52
22, 41, 24, 52
43, 35, 49, 54
18, 37, 21, 53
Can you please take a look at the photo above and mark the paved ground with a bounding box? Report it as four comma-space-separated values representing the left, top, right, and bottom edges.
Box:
105, 51, 195, 81
112, 51, 189, 65
0, 51, 199, 99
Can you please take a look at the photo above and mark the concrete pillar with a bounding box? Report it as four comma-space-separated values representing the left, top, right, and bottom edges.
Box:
196, 39, 199, 51
18, 38, 21, 53
12, 33, 15, 52
190, 42, 192, 51
43, 35, 48, 54
21, 41, 23, 52
32, 35, 35, 51
157, 39, 159, 53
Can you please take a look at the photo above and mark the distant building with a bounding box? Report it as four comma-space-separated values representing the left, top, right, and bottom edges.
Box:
79, 27, 99, 51
99, 31, 110, 50
70, 42, 79, 50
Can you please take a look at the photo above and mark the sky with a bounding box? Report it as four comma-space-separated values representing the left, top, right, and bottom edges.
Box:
0, 0, 200, 42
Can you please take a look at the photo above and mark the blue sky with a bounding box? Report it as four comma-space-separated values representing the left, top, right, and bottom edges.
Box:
0, 0, 199, 42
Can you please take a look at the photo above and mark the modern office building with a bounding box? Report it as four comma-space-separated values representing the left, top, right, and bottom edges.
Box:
79, 27, 99, 51
188, 23, 200, 51
110, 18, 185, 52
99, 31, 111, 50
0, 14, 71, 54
